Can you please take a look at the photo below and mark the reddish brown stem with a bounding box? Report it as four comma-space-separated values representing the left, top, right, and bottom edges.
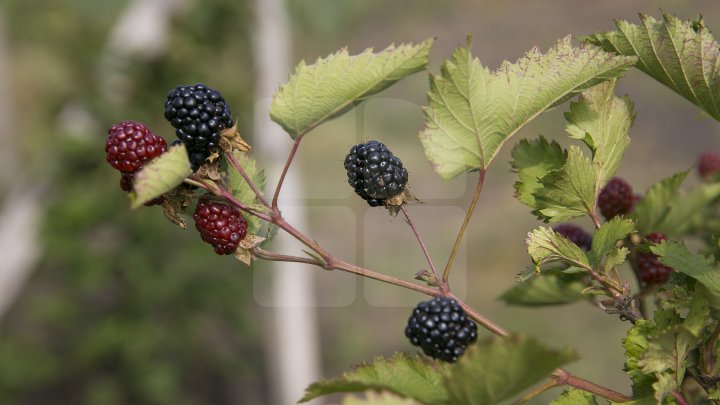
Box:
400, 205, 445, 294
552, 369, 632, 403
225, 149, 270, 208
672, 391, 689, 405
271, 134, 304, 209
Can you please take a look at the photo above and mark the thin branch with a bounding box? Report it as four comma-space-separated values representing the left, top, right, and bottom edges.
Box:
400, 205, 444, 293
513, 379, 560, 405
215, 185, 274, 223
450, 293, 510, 338
272, 134, 304, 209
443, 170, 486, 287
252, 246, 324, 267
225, 149, 270, 208
552, 369, 632, 403
672, 391, 689, 405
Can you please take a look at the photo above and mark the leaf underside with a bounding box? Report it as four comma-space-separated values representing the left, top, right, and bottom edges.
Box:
131, 144, 192, 208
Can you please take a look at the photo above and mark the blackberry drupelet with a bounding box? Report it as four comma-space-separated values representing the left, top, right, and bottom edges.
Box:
598, 177, 634, 220
105, 121, 167, 173
405, 297, 478, 362
344, 140, 409, 207
553, 223, 592, 251
636, 232, 673, 285
193, 198, 248, 255
164, 84, 234, 169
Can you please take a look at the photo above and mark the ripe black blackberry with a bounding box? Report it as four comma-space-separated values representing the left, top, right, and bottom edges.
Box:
553, 224, 592, 251
598, 177, 634, 220
344, 140, 409, 207
636, 232, 673, 285
193, 198, 248, 255
105, 121, 168, 173
405, 297, 478, 362
164, 84, 234, 169
698, 151, 720, 180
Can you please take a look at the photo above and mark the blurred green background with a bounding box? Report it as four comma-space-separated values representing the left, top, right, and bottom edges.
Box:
0, 0, 719, 404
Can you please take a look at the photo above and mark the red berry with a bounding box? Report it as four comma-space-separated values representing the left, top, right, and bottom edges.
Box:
598, 177, 634, 220
636, 232, 673, 285
553, 224, 592, 251
698, 151, 720, 179
106, 121, 167, 173
193, 199, 247, 255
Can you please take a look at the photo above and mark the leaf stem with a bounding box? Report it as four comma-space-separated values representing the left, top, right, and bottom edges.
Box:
400, 205, 445, 293
225, 149, 270, 208
552, 369, 632, 403
442, 170, 486, 287
271, 134, 304, 210
512, 379, 560, 405
672, 391, 689, 405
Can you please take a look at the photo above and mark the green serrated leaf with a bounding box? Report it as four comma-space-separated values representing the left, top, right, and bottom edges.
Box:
589, 217, 635, 264
656, 182, 720, 236
131, 144, 192, 208
527, 226, 590, 268
446, 335, 577, 405
511, 137, 567, 207
684, 289, 710, 337
419, 36, 636, 180
550, 388, 598, 405
500, 272, 587, 306
565, 79, 635, 187
228, 151, 265, 234
300, 353, 449, 405
623, 320, 656, 398
651, 241, 720, 298
341, 392, 420, 405
533, 146, 597, 222
271, 40, 433, 138
587, 13, 720, 122
632, 171, 688, 235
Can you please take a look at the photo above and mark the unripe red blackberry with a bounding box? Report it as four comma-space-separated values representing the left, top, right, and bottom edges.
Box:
193, 199, 247, 255
164, 84, 234, 169
598, 177, 634, 220
553, 224, 592, 251
636, 232, 673, 285
405, 297, 478, 363
344, 140, 409, 207
698, 151, 720, 180
105, 121, 168, 173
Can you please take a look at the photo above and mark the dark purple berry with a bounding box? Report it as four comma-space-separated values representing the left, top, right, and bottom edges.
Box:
405, 297, 478, 362
193, 199, 247, 255
344, 140, 409, 206
636, 232, 673, 285
698, 151, 720, 180
598, 177, 634, 220
553, 224, 592, 251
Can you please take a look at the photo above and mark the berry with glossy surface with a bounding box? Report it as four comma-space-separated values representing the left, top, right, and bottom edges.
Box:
405, 297, 478, 362
164, 83, 234, 169
598, 177, 634, 220
698, 151, 720, 180
193, 199, 247, 255
344, 140, 409, 206
553, 224, 592, 251
636, 232, 673, 285
105, 121, 167, 173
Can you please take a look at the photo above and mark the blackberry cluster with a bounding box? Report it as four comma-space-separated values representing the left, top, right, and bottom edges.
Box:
193, 199, 248, 255
344, 140, 409, 207
164, 84, 234, 169
405, 297, 478, 362
698, 151, 720, 180
105, 121, 168, 206
636, 232, 673, 285
598, 177, 634, 220
553, 224, 592, 251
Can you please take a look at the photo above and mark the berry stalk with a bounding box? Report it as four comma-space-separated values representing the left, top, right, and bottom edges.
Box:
272, 134, 305, 210
400, 205, 444, 293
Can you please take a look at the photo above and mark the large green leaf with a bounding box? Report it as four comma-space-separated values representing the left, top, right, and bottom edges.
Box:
564, 80, 634, 187
300, 353, 449, 405
631, 171, 688, 235
533, 146, 597, 222
341, 392, 420, 405
130, 143, 192, 208
227, 151, 266, 234
511, 137, 567, 207
587, 13, 720, 122
527, 225, 590, 268
655, 182, 720, 236
446, 336, 577, 405
550, 389, 598, 405
270, 40, 433, 138
500, 272, 587, 306
651, 241, 720, 298
419, 36, 635, 180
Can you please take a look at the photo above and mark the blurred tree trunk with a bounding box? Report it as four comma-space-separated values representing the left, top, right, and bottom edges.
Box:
253, 0, 323, 404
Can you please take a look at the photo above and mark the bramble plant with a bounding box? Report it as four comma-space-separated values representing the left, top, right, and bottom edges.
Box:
104, 12, 720, 405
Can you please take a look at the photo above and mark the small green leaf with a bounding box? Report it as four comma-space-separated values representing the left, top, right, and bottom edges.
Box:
446, 335, 577, 405
131, 144, 192, 208
511, 137, 567, 207
623, 320, 656, 398
300, 353, 450, 405
589, 217, 635, 263
419, 36, 636, 180
500, 272, 587, 306
227, 151, 266, 234
271, 40, 433, 138
565, 79, 635, 187
684, 290, 710, 337
631, 171, 688, 235
550, 388, 598, 405
527, 226, 590, 268
587, 13, 720, 122
651, 241, 720, 298
533, 146, 597, 222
